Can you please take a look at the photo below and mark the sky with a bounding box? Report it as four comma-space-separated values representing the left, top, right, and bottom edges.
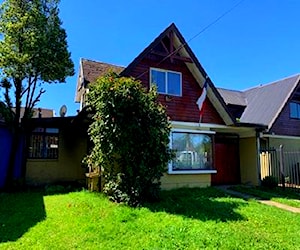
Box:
7, 0, 300, 116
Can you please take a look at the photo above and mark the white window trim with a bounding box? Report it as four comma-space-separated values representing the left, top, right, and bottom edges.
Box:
168, 129, 216, 175
150, 67, 182, 96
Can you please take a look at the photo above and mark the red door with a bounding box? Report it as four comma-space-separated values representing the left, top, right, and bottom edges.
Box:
211, 136, 240, 185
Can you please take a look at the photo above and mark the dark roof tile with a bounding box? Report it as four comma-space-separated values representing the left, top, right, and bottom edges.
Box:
81, 58, 125, 84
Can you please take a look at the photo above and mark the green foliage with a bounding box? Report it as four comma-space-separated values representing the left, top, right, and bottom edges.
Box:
0, 0, 74, 189
85, 73, 173, 206
0, 0, 74, 122
261, 176, 279, 189
0, 0, 74, 82
44, 182, 84, 195
231, 185, 300, 208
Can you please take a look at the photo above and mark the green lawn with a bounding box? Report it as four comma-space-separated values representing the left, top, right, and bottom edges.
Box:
231, 185, 300, 208
1, 187, 300, 249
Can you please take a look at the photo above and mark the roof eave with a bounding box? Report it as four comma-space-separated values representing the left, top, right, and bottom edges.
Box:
234, 122, 268, 131
75, 58, 85, 103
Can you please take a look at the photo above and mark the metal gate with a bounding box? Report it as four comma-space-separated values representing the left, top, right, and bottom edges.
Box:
260, 145, 300, 190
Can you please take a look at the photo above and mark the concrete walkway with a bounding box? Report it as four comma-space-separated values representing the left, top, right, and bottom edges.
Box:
216, 186, 300, 214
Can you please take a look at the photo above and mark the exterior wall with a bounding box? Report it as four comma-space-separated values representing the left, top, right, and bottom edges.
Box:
0, 125, 11, 188
239, 137, 259, 185
26, 127, 87, 185
127, 57, 224, 124
268, 137, 300, 151
270, 86, 300, 136
271, 100, 300, 137
160, 173, 210, 190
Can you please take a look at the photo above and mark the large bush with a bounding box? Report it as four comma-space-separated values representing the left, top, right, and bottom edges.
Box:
261, 176, 278, 189
85, 73, 173, 206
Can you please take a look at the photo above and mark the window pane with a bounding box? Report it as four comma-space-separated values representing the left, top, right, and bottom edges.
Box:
45, 134, 59, 158
151, 70, 166, 93
46, 128, 59, 133
167, 72, 181, 95
28, 128, 59, 159
290, 102, 298, 118
172, 132, 212, 170
32, 127, 45, 133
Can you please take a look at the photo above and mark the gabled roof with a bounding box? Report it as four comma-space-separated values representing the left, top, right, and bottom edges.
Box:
217, 88, 246, 106
81, 59, 124, 84
240, 74, 300, 128
75, 58, 124, 102
122, 23, 235, 125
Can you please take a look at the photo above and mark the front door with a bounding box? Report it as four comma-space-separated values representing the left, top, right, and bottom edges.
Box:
211, 134, 240, 185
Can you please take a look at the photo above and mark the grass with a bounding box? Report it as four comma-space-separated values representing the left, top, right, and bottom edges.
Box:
0, 187, 300, 249
230, 185, 300, 208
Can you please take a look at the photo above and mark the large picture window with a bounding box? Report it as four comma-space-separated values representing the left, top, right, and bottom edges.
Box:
169, 130, 214, 173
150, 68, 182, 96
28, 127, 59, 159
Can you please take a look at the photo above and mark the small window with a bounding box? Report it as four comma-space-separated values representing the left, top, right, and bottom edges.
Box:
150, 68, 182, 96
28, 127, 59, 159
290, 102, 300, 119
169, 131, 214, 173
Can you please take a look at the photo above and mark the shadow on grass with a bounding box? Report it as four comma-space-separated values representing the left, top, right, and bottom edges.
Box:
0, 190, 46, 243
144, 187, 247, 222
44, 181, 86, 196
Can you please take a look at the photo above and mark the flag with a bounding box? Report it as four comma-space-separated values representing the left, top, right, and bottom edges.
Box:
196, 80, 208, 122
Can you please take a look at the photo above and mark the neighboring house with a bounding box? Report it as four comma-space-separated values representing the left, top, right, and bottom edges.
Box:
26, 23, 300, 189
219, 74, 300, 150
25, 116, 88, 185
0, 107, 54, 188
219, 75, 300, 185
25, 107, 55, 118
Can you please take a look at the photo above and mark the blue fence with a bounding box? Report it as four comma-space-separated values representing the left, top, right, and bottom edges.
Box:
0, 125, 23, 189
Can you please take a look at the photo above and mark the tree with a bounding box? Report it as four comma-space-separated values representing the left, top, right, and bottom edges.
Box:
85, 73, 173, 206
0, 0, 74, 189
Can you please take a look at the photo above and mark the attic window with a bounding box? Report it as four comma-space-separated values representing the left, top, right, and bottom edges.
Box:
150, 68, 182, 96
290, 102, 300, 119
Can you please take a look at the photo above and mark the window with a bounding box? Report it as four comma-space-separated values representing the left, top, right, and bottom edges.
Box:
150, 68, 182, 96
290, 102, 300, 119
28, 127, 59, 159
169, 130, 215, 173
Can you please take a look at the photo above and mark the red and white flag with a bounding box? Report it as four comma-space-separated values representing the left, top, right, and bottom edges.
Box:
196, 80, 207, 122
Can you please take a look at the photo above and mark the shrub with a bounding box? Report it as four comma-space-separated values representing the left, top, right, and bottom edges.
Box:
261, 176, 278, 189
85, 73, 173, 206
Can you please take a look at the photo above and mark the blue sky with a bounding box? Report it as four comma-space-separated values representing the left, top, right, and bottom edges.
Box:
26, 1, 300, 116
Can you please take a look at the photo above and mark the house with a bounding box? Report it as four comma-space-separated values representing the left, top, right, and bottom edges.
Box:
74, 23, 266, 189
26, 23, 300, 189
219, 75, 300, 185
219, 74, 300, 150
0, 107, 55, 188
25, 116, 88, 186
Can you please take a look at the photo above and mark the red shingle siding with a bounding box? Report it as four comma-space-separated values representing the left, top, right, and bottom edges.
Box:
127, 57, 224, 124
